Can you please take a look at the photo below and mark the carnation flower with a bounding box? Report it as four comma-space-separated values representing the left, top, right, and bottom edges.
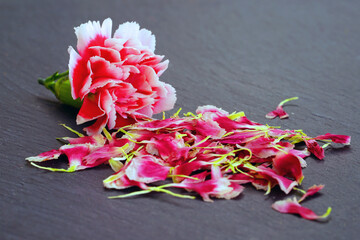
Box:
68, 18, 176, 135
40, 18, 176, 135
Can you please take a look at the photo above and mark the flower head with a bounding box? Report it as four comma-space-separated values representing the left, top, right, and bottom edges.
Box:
68, 18, 176, 135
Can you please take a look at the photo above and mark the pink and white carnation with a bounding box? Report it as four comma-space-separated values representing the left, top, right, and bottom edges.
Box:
68, 18, 176, 135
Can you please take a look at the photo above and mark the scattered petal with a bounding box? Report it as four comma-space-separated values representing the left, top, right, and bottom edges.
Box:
266, 97, 298, 119
314, 133, 351, 145
272, 197, 331, 221
298, 184, 324, 203
273, 153, 304, 183
305, 139, 325, 160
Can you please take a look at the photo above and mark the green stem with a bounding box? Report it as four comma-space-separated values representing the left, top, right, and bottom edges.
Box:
279, 97, 299, 107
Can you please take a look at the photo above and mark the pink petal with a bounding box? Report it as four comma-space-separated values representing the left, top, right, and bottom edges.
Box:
229, 173, 254, 184
68, 47, 92, 99
305, 139, 325, 160
256, 166, 298, 194
289, 148, 310, 159
77, 89, 116, 135
299, 184, 324, 203
89, 56, 124, 80
314, 133, 351, 145
26, 149, 61, 162
132, 117, 188, 131
65, 134, 106, 145
99, 89, 116, 129
104, 38, 127, 51
120, 47, 142, 61
88, 46, 121, 63
59, 144, 92, 170
83, 115, 108, 136
273, 153, 304, 183
126, 65, 157, 94
172, 161, 209, 182
114, 114, 137, 129
83, 141, 133, 167
266, 105, 288, 119
153, 59, 169, 76
111, 82, 137, 100
196, 105, 229, 119
77, 93, 105, 124
181, 171, 209, 184
215, 116, 262, 132
145, 133, 189, 163
125, 155, 170, 183
180, 176, 243, 202
194, 118, 225, 139
171, 166, 243, 202
245, 137, 279, 158
152, 83, 177, 114
266, 97, 298, 119
136, 104, 154, 117
219, 131, 265, 144
272, 198, 331, 220
103, 169, 148, 190
139, 55, 168, 76
75, 18, 112, 56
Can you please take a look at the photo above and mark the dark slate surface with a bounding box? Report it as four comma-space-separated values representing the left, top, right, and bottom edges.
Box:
1, 0, 359, 239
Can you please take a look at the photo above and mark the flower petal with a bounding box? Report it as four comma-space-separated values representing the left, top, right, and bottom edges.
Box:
266, 106, 288, 119
75, 18, 112, 55
103, 168, 148, 190
83, 115, 108, 136
175, 166, 243, 202
305, 139, 324, 160
125, 155, 170, 183
89, 56, 124, 80
272, 197, 331, 221
59, 144, 92, 171
152, 83, 177, 114
114, 22, 140, 41
77, 93, 105, 124
273, 153, 304, 183
114, 22, 156, 52
298, 184, 324, 203
314, 133, 351, 145
64, 134, 106, 145
138, 28, 156, 52
68, 46, 92, 99
26, 149, 61, 162
266, 97, 298, 119
256, 166, 298, 194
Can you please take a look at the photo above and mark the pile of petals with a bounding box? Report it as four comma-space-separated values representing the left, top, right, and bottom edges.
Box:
26, 105, 350, 221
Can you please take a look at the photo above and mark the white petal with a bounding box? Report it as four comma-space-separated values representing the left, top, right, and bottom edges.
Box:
101, 18, 113, 38
113, 21, 140, 40
74, 18, 113, 54
138, 28, 156, 52
68, 46, 81, 99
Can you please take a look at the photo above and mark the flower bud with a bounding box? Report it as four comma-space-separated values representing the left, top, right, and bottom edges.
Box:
39, 71, 82, 108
